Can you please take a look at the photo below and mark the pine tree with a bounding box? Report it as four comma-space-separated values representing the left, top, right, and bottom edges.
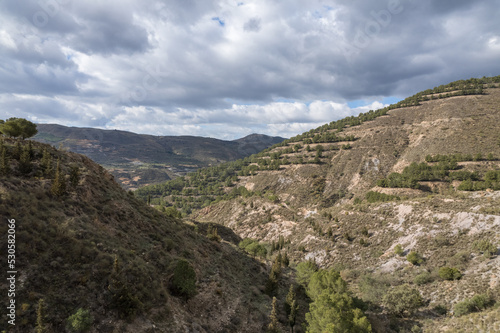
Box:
51, 159, 66, 197
0, 147, 10, 176
267, 297, 281, 333
36, 299, 48, 333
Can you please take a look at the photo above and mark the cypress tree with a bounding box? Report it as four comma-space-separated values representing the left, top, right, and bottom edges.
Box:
36, 299, 48, 333
0, 147, 10, 176
51, 158, 66, 196
69, 165, 80, 188
41, 148, 52, 177
13, 141, 21, 160
267, 297, 281, 333
19, 144, 32, 175
288, 300, 298, 333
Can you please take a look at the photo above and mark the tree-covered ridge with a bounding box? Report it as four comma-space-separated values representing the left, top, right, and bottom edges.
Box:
136, 75, 500, 213
377, 153, 500, 191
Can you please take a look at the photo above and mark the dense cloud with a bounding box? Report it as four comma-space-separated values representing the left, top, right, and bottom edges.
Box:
0, 0, 499, 139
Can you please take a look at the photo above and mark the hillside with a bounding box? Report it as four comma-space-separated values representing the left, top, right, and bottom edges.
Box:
137, 76, 500, 332
0, 138, 304, 333
33, 124, 284, 190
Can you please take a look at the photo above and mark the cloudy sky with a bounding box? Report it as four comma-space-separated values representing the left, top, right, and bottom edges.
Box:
1, 0, 499, 140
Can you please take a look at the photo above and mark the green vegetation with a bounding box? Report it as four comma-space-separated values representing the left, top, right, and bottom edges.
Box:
438, 267, 462, 281
0, 117, 38, 139
407, 251, 424, 265
472, 240, 497, 258
267, 297, 281, 333
414, 271, 433, 285
305, 268, 371, 332
394, 244, 404, 256
382, 285, 423, 317
366, 191, 400, 203
378, 155, 500, 190
170, 259, 197, 299
239, 238, 268, 258
66, 308, 93, 333
454, 294, 495, 317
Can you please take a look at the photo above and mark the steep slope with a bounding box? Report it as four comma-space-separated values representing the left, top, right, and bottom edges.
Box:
138, 76, 500, 331
33, 124, 284, 190
0, 138, 295, 333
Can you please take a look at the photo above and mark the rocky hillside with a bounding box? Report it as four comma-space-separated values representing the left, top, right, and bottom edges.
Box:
33, 124, 284, 190
138, 76, 500, 332
0, 138, 299, 333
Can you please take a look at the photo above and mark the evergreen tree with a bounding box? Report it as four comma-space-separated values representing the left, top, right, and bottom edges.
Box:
265, 257, 282, 295
108, 256, 142, 319
36, 298, 48, 333
282, 252, 290, 267
285, 284, 296, 315
0, 147, 10, 176
51, 159, 66, 197
288, 300, 298, 333
19, 144, 32, 175
13, 141, 21, 160
69, 165, 80, 188
267, 297, 281, 333
41, 148, 52, 177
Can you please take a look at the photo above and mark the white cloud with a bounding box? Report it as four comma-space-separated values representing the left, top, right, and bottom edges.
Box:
0, 0, 499, 139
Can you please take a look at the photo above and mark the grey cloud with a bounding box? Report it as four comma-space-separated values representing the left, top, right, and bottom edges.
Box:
1, 0, 500, 139
244, 17, 261, 32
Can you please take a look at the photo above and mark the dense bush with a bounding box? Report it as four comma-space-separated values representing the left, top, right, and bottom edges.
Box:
238, 238, 267, 258
66, 308, 93, 333
454, 294, 494, 317
414, 271, 432, 285
382, 284, 423, 317
170, 260, 197, 299
407, 251, 424, 265
438, 267, 462, 281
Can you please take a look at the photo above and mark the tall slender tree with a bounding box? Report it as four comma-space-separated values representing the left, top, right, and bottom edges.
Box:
51, 158, 66, 196
0, 147, 10, 176
268, 297, 281, 333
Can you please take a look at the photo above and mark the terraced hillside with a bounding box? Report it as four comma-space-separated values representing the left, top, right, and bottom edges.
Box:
137, 76, 500, 332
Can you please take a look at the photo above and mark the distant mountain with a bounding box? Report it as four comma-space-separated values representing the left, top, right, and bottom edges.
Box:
33, 124, 285, 190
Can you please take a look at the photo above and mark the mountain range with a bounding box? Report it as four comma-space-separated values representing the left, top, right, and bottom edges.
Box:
33, 124, 285, 190
2, 75, 500, 332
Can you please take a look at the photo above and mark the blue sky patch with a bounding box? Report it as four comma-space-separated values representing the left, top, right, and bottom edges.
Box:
212, 17, 225, 27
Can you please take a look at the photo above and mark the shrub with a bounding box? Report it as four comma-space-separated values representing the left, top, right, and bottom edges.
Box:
394, 244, 404, 256
438, 267, 462, 280
66, 308, 93, 332
407, 251, 424, 265
170, 260, 197, 299
366, 191, 400, 203
454, 294, 494, 316
414, 271, 432, 285
382, 284, 423, 316
473, 240, 497, 258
